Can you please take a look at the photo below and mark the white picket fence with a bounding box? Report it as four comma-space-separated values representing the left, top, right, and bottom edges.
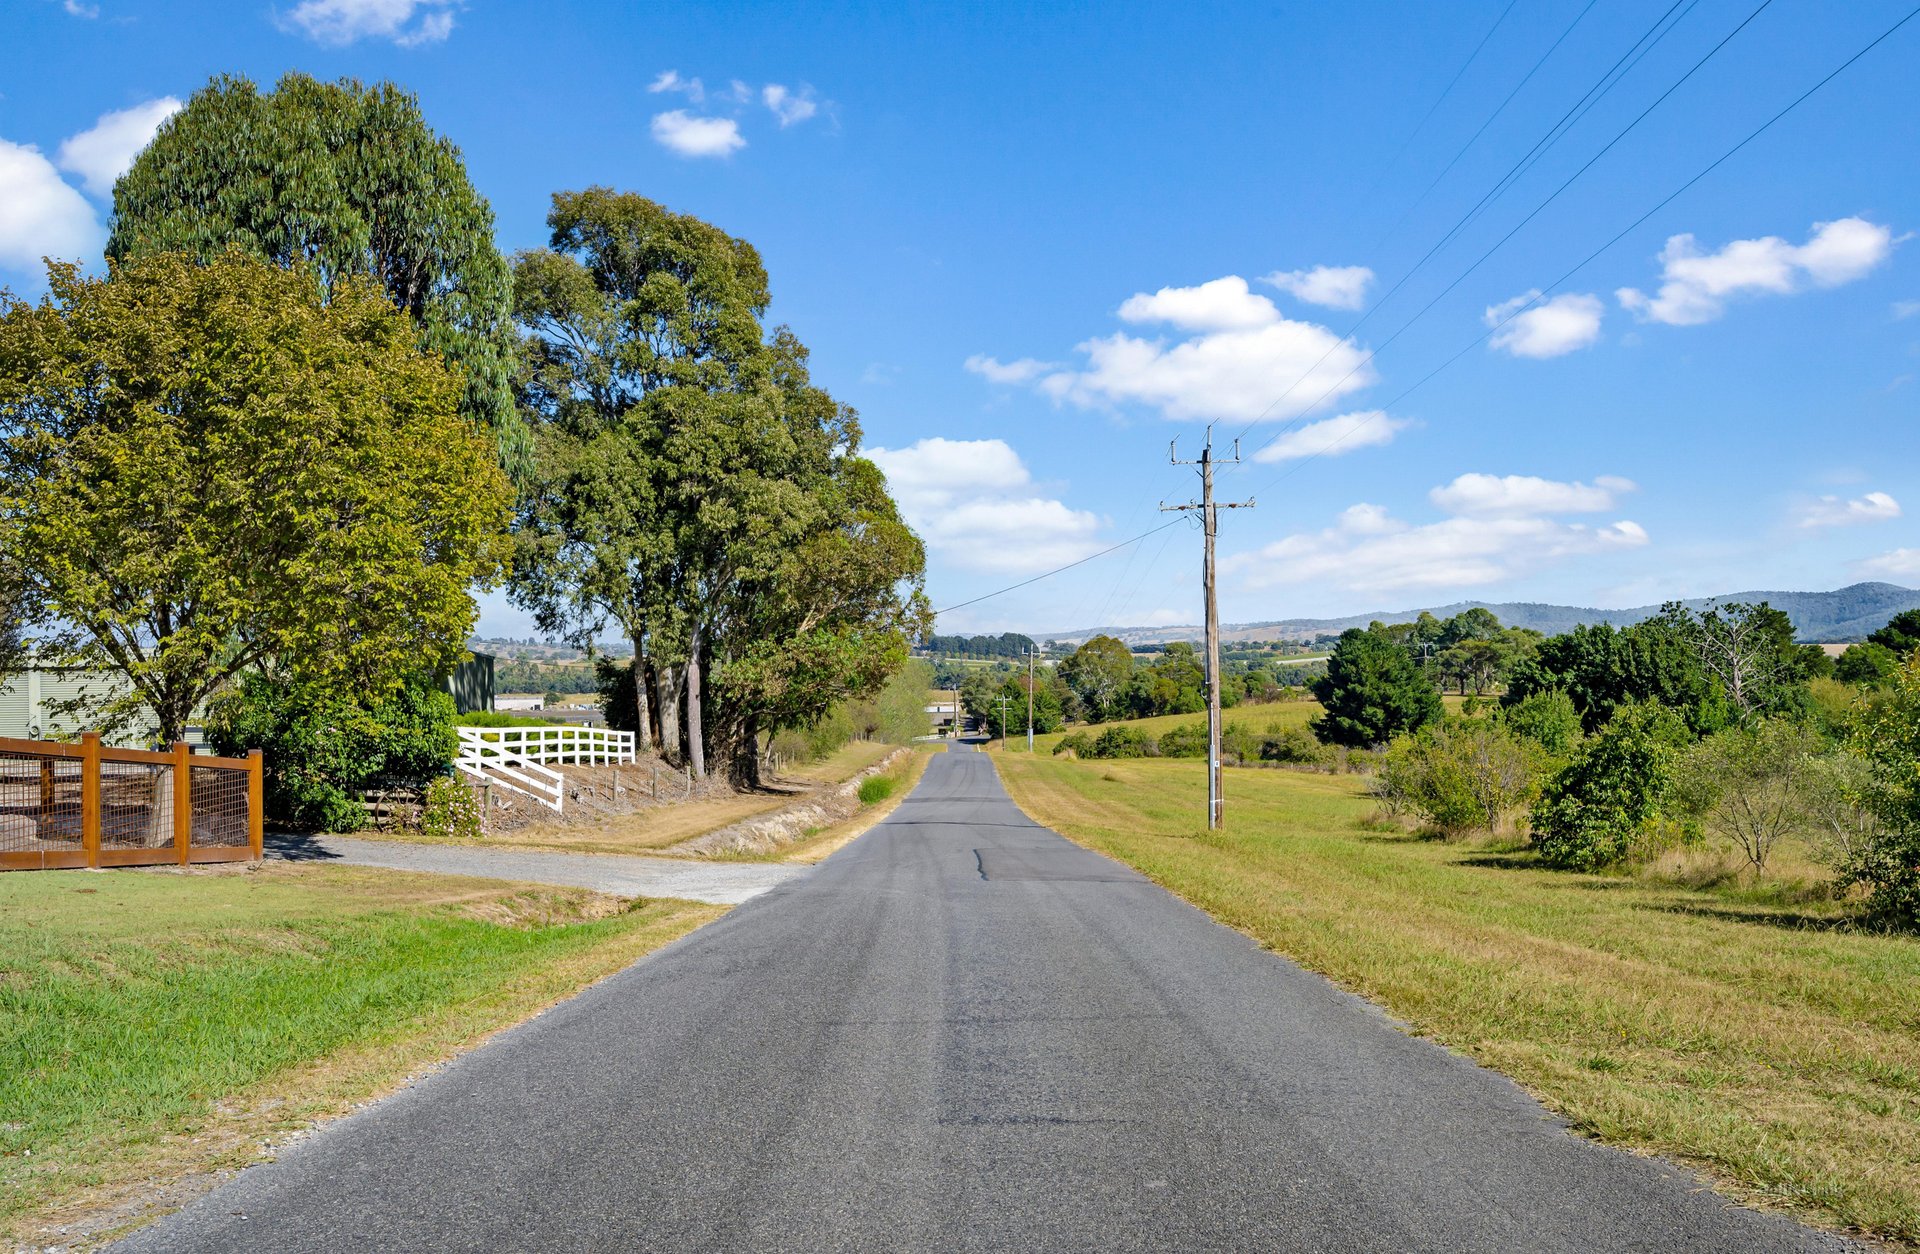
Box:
451, 725, 636, 814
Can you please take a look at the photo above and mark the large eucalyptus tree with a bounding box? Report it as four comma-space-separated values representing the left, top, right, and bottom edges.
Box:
511, 189, 927, 779
108, 73, 528, 474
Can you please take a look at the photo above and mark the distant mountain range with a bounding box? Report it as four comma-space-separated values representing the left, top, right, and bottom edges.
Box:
1042, 582, 1920, 647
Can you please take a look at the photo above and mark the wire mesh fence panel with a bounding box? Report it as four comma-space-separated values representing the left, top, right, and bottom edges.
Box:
99, 760, 175, 850
189, 764, 250, 847
0, 751, 83, 855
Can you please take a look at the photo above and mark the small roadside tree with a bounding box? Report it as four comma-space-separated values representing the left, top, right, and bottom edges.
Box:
1311, 628, 1443, 747
1673, 719, 1818, 876
0, 253, 509, 743
1837, 653, 1920, 925
1529, 700, 1689, 871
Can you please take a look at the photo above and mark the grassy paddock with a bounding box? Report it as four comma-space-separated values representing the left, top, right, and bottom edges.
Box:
996, 694, 1477, 756
991, 753, 1920, 1244
0, 864, 720, 1246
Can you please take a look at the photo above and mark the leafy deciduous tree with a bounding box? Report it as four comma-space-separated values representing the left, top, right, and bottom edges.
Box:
0, 253, 508, 743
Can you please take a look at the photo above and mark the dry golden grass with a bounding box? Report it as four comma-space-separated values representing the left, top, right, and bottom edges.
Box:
992, 753, 1920, 1246
739, 745, 938, 864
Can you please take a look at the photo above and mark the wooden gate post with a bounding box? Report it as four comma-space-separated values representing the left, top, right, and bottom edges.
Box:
80, 731, 101, 869
172, 742, 192, 865
247, 749, 264, 860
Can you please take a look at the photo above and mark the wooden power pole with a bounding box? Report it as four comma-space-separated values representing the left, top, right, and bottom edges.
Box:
1025, 646, 1040, 752
1162, 426, 1252, 830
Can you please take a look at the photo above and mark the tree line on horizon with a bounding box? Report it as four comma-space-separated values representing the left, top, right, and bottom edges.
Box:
0, 71, 928, 824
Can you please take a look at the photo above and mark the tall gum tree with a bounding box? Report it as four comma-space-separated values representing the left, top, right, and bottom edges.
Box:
107, 73, 528, 474
511, 190, 927, 779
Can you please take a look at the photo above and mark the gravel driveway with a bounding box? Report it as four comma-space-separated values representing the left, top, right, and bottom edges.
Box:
267, 832, 807, 905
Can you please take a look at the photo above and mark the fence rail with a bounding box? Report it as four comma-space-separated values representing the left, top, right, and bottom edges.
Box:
0, 732, 263, 871
454, 725, 635, 767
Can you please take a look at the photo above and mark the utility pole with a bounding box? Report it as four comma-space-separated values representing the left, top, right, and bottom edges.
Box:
997, 693, 1010, 750
1162, 425, 1253, 830
1025, 646, 1040, 752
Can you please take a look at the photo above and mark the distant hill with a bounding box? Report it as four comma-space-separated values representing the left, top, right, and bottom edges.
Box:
1043, 582, 1920, 648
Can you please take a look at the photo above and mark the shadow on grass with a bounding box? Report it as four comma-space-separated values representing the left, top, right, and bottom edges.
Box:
1643, 899, 1868, 935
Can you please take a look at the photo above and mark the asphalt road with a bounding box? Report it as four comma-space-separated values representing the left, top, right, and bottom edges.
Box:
120, 744, 1850, 1253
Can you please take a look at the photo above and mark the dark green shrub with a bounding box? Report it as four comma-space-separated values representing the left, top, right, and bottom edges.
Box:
1839, 653, 1920, 925
420, 776, 483, 840
1502, 688, 1582, 756
1529, 700, 1688, 870
857, 775, 895, 805
206, 672, 457, 832
1053, 732, 1092, 757
1090, 725, 1157, 759
1387, 718, 1543, 838
1311, 628, 1443, 747
1260, 725, 1323, 766
1156, 722, 1208, 758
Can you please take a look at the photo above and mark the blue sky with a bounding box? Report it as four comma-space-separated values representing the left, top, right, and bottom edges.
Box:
3, 0, 1916, 638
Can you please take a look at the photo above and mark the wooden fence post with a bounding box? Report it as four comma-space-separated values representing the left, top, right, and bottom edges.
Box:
80, 731, 101, 869
172, 741, 192, 865
247, 749, 264, 861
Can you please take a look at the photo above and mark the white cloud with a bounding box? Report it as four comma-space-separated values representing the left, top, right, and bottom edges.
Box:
1485, 290, 1604, 359
63, 1, 99, 17
1429, 473, 1635, 517
1118, 276, 1279, 332
1893, 299, 1920, 320
1795, 491, 1901, 529
649, 70, 705, 102
650, 111, 745, 158
964, 354, 1057, 385
1618, 217, 1894, 326
1253, 410, 1411, 463
55, 98, 182, 198
762, 83, 818, 127
1861, 549, 1920, 580
0, 138, 102, 274
281, 0, 458, 46
868, 437, 1103, 575
1263, 264, 1373, 311
981, 272, 1377, 423
1225, 479, 1648, 595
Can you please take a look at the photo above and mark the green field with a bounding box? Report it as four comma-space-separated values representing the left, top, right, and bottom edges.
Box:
991, 752, 1920, 1244
991, 695, 1473, 755
0, 865, 719, 1245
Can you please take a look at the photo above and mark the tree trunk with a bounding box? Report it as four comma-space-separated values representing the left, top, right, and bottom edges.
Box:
655, 664, 683, 763
685, 621, 707, 779
631, 638, 654, 752
737, 710, 763, 789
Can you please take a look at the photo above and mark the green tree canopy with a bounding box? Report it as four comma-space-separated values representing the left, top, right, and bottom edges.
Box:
1310, 628, 1443, 747
511, 189, 927, 780
108, 73, 526, 472
1503, 620, 1728, 735
1867, 609, 1920, 658
1059, 635, 1134, 723
0, 253, 509, 742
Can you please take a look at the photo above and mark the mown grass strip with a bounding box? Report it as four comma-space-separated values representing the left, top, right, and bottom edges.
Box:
991, 752, 1920, 1245
0, 863, 721, 1246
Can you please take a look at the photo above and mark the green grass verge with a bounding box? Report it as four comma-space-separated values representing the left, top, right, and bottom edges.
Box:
991, 753, 1920, 1244
0, 864, 720, 1244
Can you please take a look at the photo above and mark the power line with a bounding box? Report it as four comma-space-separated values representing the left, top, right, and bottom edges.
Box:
1367, 0, 1524, 199
1244, 0, 1920, 497
1225, 0, 1702, 451
1243, 0, 1777, 466
1371, 0, 1603, 255
932, 519, 1183, 617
